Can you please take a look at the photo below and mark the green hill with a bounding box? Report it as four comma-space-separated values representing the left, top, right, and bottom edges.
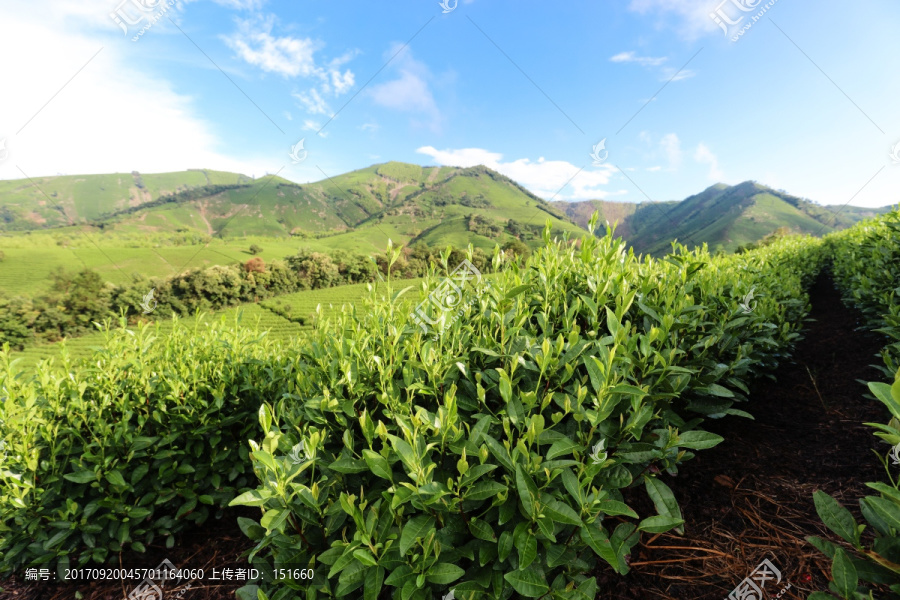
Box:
0, 162, 583, 253
557, 182, 893, 255
0, 169, 252, 230
107, 162, 583, 250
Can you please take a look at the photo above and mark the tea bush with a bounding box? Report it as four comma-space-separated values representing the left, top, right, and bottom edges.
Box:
0, 313, 293, 575
808, 209, 900, 599
232, 219, 826, 600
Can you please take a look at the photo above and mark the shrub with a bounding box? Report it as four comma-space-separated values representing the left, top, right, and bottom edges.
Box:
250, 244, 264, 255
0, 314, 292, 575
231, 217, 825, 600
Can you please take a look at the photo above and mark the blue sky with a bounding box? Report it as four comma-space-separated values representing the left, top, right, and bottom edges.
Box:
1, 0, 898, 207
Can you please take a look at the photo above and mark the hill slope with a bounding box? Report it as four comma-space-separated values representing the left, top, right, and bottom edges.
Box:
557, 182, 892, 255
0, 169, 252, 230
0, 163, 584, 253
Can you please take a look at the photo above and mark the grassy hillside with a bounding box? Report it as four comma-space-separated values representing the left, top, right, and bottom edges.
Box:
557, 182, 893, 255
99, 163, 583, 248
1, 162, 582, 250
0, 162, 583, 297
0, 169, 251, 230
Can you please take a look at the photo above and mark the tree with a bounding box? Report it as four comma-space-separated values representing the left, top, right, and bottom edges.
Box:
287, 249, 340, 289
244, 256, 266, 273
249, 244, 263, 255
55, 269, 111, 331
502, 239, 531, 261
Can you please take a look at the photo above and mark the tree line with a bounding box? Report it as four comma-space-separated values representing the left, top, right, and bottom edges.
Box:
0, 242, 528, 350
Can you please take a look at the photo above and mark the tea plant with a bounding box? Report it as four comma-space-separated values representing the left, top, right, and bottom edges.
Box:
232, 217, 825, 600
0, 313, 291, 574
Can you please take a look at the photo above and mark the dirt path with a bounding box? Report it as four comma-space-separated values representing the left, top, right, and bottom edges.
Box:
3, 273, 890, 600
197, 199, 215, 235
606, 272, 889, 599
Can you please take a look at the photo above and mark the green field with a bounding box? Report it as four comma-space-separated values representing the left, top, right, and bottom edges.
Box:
7, 303, 304, 369
7, 273, 495, 369
0, 232, 355, 296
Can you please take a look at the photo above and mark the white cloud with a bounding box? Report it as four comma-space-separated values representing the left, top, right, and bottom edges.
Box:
0, 7, 272, 180
660, 66, 696, 82
224, 17, 322, 78
627, 0, 721, 39
416, 146, 617, 201
329, 68, 355, 95
302, 119, 328, 137
371, 71, 435, 113
610, 51, 667, 67
660, 133, 682, 168
294, 88, 331, 116
360, 122, 379, 133
694, 143, 724, 180
211, 0, 266, 9
610, 49, 695, 82
369, 45, 441, 132
223, 16, 355, 119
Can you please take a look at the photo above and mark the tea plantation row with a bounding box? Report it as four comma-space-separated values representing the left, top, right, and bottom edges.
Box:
1, 217, 827, 599
808, 210, 900, 600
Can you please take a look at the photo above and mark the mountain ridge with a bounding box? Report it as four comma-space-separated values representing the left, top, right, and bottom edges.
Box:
556, 181, 892, 255
0, 166, 892, 256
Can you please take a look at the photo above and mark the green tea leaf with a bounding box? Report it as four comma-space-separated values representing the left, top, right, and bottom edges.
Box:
399, 515, 435, 555
362, 450, 393, 481
503, 566, 549, 597
518, 534, 537, 569
546, 438, 579, 460
482, 435, 514, 472
597, 500, 638, 519
515, 465, 539, 518
466, 481, 507, 501
64, 470, 96, 484
645, 477, 683, 534
637, 515, 685, 534
813, 491, 860, 545
832, 548, 858, 598
425, 563, 464, 585
676, 431, 724, 450
542, 499, 582, 526
468, 518, 495, 542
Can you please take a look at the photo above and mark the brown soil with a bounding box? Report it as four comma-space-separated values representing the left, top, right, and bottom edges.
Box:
2, 272, 890, 600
